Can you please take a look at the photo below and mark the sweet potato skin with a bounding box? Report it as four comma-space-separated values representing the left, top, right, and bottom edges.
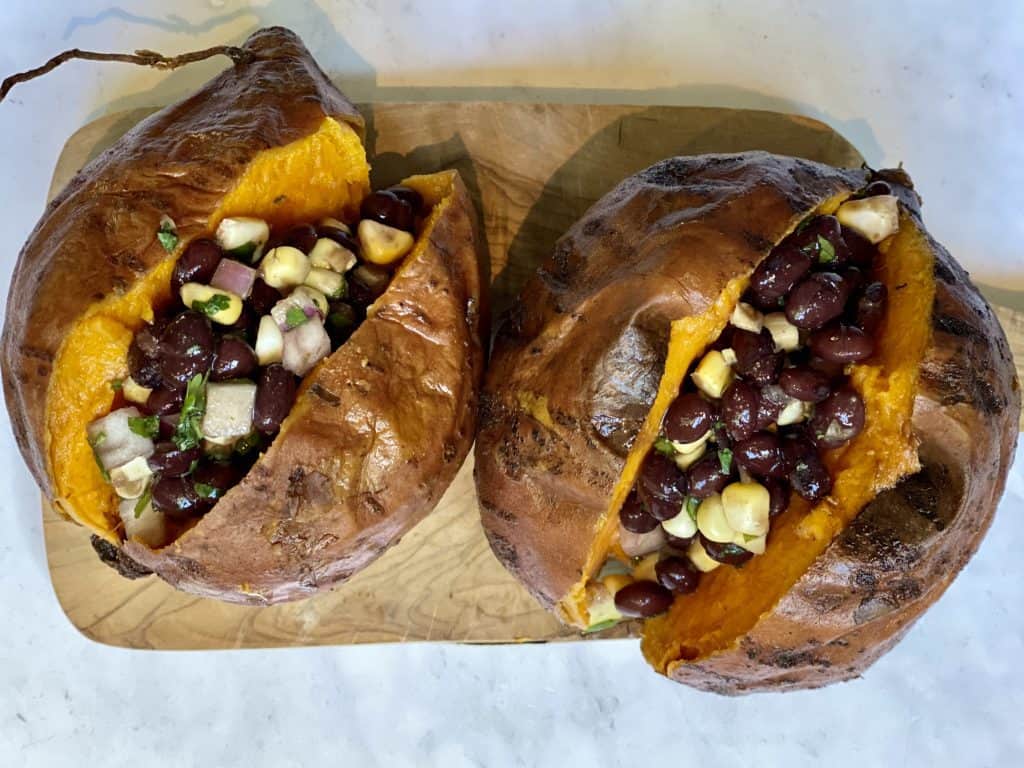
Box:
475, 154, 1019, 692
3, 28, 487, 604
2, 27, 362, 497
125, 172, 485, 603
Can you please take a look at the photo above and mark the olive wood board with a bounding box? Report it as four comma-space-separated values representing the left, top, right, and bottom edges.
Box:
37, 101, 1024, 650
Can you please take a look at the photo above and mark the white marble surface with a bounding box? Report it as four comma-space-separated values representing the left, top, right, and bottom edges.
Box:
0, 1, 1022, 765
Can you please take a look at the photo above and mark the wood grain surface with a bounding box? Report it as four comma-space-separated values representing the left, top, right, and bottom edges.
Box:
39, 101, 1018, 650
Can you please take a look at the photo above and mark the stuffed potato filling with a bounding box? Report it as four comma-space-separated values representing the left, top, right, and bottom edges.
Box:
86, 186, 425, 547
588, 183, 901, 625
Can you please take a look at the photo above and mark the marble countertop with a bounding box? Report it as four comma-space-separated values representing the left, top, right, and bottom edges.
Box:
1, 1, 1022, 765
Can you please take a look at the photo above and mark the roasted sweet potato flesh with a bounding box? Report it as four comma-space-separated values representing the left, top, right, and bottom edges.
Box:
48, 117, 369, 541
566, 206, 935, 673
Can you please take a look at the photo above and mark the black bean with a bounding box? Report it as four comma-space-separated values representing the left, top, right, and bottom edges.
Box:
767, 480, 790, 517
171, 239, 222, 295
755, 385, 786, 430
841, 227, 877, 268
664, 392, 717, 443
809, 386, 865, 449
748, 243, 814, 309
620, 491, 659, 533
853, 282, 887, 336
387, 185, 424, 214
779, 367, 832, 403
785, 272, 850, 330
349, 264, 391, 307
614, 581, 673, 618
249, 278, 283, 316
192, 461, 243, 506
734, 432, 790, 479
146, 387, 184, 416
360, 190, 415, 232
150, 475, 203, 518
687, 453, 733, 499
732, 328, 782, 385
326, 302, 358, 347
225, 304, 257, 344
253, 364, 297, 434
638, 452, 687, 505
157, 412, 179, 440
807, 355, 846, 379
863, 180, 893, 197
147, 443, 200, 477
711, 325, 735, 351
842, 266, 865, 297
787, 439, 832, 502
281, 224, 318, 253
699, 534, 754, 567
211, 337, 258, 381
645, 496, 684, 522
665, 533, 695, 549
158, 311, 214, 389
721, 380, 760, 443
809, 323, 875, 363
789, 215, 850, 268
656, 555, 701, 594
127, 325, 164, 389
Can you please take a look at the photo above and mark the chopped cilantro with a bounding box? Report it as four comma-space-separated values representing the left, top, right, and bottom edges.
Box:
583, 619, 619, 634
173, 373, 207, 451
134, 484, 152, 518
685, 495, 700, 522
110, 379, 123, 392
285, 306, 309, 328
652, 436, 676, 457
227, 242, 258, 261
718, 447, 733, 474
127, 415, 159, 439
192, 293, 231, 318
157, 216, 178, 253
186, 345, 202, 356
817, 236, 836, 264
742, 533, 759, 543
186, 458, 200, 476
87, 432, 109, 481
194, 482, 220, 500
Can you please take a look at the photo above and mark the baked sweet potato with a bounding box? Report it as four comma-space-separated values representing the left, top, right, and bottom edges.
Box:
475, 152, 1018, 692
2, 27, 485, 604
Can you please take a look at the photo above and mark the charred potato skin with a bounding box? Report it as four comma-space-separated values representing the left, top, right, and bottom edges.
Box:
124, 173, 486, 603
2, 27, 363, 497
3, 28, 487, 604
475, 153, 864, 609
475, 154, 1019, 692
670, 187, 1020, 693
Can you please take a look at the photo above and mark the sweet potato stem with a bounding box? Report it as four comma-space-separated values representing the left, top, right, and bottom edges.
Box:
0, 45, 250, 103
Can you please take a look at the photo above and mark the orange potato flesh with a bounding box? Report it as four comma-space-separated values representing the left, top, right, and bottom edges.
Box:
46, 118, 370, 542
564, 206, 934, 670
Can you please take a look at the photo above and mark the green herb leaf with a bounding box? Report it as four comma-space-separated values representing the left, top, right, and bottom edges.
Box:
87, 432, 110, 481
187, 458, 200, 476
127, 415, 159, 439
134, 484, 152, 519
685, 496, 700, 522
227, 242, 258, 262
234, 432, 261, 456
652, 436, 676, 457
110, 379, 123, 391
583, 619, 619, 634
173, 373, 207, 451
157, 217, 178, 253
194, 482, 220, 500
718, 447, 733, 474
742, 533, 758, 543
331, 277, 349, 300
817, 235, 836, 264
285, 306, 309, 328
192, 293, 231, 318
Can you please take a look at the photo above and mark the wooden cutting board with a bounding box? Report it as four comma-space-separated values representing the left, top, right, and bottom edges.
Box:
40, 102, 1022, 650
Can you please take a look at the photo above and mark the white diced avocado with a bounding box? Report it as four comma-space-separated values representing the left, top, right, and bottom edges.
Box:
836, 195, 900, 244
255, 315, 284, 365
304, 267, 347, 299
121, 376, 152, 405
119, 497, 171, 548
201, 381, 257, 443
87, 407, 155, 471
282, 318, 331, 376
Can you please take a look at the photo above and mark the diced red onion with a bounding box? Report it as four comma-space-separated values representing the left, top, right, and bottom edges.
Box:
211, 259, 257, 299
